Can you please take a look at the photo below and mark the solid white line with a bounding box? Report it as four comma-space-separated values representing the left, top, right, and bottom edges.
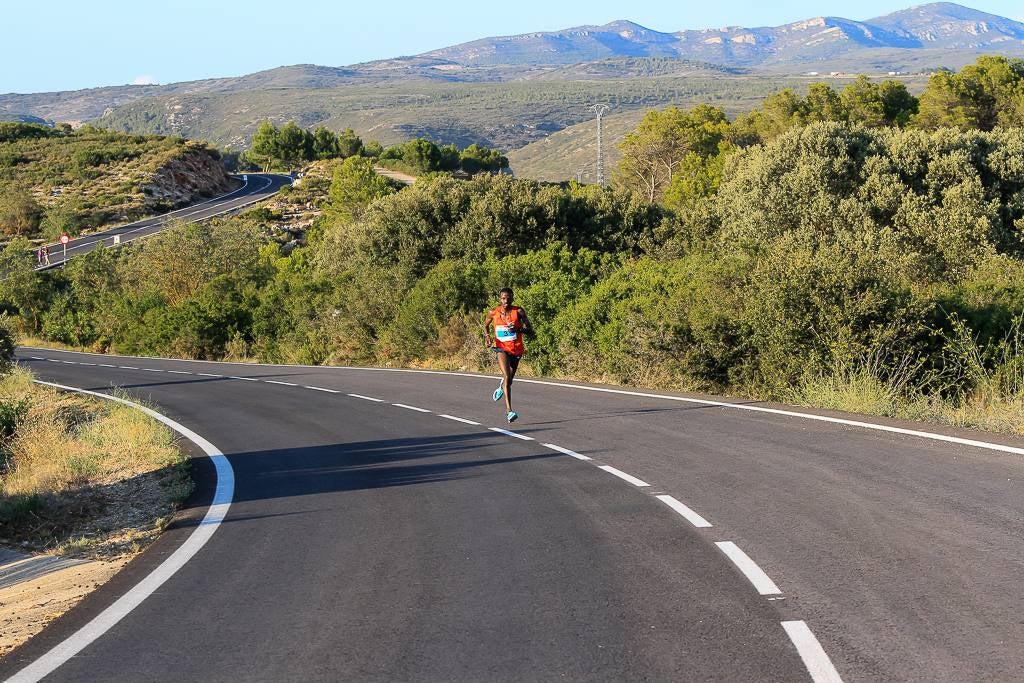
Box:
348, 393, 384, 402
228, 376, 258, 382
598, 465, 650, 487
393, 403, 431, 413
28, 348, 1024, 460
264, 380, 297, 387
656, 494, 712, 528
439, 414, 480, 425
12, 381, 233, 683
166, 370, 190, 375
542, 443, 591, 460
715, 541, 781, 595
305, 386, 339, 393
781, 621, 844, 683
489, 427, 534, 440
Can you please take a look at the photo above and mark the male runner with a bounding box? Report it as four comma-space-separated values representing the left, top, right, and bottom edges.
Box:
483, 287, 532, 423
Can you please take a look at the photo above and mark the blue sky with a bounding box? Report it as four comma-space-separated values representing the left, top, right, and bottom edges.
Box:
4, 1, 1022, 93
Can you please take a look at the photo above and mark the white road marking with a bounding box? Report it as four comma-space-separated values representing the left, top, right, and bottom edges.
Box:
46, 359, 59, 362
264, 380, 297, 386
79, 362, 95, 366
656, 494, 712, 528
542, 443, 591, 460
439, 414, 480, 425
715, 542, 781, 595
197, 373, 222, 377
348, 393, 384, 402
305, 386, 339, 393
782, 621, 844, 683
598, 465, 650, 487
12, 381, 233, 683
30, 356, 44, 360
118, 366, 139, 370
228, 376, 258, 382
489, 427, 534, 440
393, 403, 431, 413
166, 370, 190, 375
142, 368, 164, 372
98, 364, 117, 368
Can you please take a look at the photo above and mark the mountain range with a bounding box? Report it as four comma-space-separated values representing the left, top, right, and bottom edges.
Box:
1, 2, 1022, 165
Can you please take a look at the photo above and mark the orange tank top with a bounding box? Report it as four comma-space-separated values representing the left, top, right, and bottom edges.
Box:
492, 306, 525, 357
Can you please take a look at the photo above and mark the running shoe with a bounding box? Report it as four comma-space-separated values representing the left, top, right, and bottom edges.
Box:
506, 410, 518, 423
493, 383, 504, 401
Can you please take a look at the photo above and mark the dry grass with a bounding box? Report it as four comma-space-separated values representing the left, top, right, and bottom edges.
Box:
0, 369, 192, 558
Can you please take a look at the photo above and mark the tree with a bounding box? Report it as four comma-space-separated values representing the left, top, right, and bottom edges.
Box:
841, 76, 887, 128
312, 127, 340, 160
337, 128, 364, 158
878, 80, 918, 126
277, 122, 310, 168
802, 83, 846, 123
249, 121, 280, 171
401, 138, 442, 173
459, 144, 509, 174
915, 56, 1024, 130
615, 105, 729, 203
0, 189, 43, 237
327, 156, 397, 222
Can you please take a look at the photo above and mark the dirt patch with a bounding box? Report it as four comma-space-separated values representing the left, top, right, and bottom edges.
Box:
0, 555, 127, 657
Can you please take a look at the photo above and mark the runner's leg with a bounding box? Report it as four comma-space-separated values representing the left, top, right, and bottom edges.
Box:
497, 351, 513, 412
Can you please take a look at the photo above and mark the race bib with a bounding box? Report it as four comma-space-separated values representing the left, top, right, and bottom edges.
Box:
495, 324, 517, 341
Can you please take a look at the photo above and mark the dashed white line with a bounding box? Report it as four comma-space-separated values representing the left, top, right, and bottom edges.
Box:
305, 386, 339, 393
142, 368, 164, 372
542, 443, 591, 460
348, 393, 384, 402
98, 364, 117, 368
197, 373, 222, 378
167, 370, 191, 375
393, 403, 431, 413
782, 621, 844, 683
228, 376, 258, 382
656, 494, 712, 528
30, 356, 44, 360
264, 380, 298, 386
598, 465, 650, 487
489, 427, 534, 440
79, 362, 96, 366
118, 366, 139, 370
715, 541, 781, 595
439, 414, 480, 425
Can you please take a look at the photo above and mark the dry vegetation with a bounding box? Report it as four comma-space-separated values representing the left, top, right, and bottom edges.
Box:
0, 368, 192, 557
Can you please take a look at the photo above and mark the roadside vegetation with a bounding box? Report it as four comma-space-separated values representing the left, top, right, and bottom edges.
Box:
4, 56, 1024, 434
0, 320, 192, 557
0, 123, 229, 241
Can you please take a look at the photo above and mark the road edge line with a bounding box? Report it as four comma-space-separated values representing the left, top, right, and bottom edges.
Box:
8, 381, 234, 683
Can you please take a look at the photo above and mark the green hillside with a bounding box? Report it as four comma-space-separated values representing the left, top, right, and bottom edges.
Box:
96, 76, 803, 153
0, 123, 231, 239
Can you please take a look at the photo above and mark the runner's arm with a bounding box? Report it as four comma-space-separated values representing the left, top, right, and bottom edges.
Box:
518, 309, 532, 334
482, 311, 495, 346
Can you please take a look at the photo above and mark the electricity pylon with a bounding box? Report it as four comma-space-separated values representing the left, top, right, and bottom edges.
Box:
590, 104, 610, 185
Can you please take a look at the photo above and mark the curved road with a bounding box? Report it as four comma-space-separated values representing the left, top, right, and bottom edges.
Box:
35, 173, 291, 269
3, 349, 1023, 681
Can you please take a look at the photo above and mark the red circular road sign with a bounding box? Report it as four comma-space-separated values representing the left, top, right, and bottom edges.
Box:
59, 234, 70, 245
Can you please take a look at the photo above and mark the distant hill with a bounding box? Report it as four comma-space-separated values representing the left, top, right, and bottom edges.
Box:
0, 2, 1018, 154
423, 3, 1024, 68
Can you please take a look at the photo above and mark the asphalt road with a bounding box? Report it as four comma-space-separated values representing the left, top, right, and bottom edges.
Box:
34, 173, 291, 269
3, 349, 1023, 681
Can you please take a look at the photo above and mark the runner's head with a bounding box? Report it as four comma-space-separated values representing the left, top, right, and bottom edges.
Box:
498, 287, 514, 307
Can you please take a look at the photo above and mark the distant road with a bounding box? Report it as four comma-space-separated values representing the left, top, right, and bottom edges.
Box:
35, 173, 292, 269
5, 349, 1024, 680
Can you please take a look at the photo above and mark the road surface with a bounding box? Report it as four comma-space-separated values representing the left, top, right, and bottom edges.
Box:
3, 348, 1022, 681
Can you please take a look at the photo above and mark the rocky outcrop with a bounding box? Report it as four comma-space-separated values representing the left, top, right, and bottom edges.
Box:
143, 144, 235, 210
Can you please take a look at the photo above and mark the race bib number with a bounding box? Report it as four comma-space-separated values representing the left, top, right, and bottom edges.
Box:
495, 324, 517, 341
